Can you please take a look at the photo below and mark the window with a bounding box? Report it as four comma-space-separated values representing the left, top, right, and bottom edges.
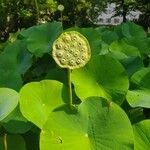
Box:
107, 18, 111, 23
114, 18, 119, 24
99, 18, 104, 23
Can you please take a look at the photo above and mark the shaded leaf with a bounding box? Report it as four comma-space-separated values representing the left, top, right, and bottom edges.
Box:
20, 22, 63, 57
1, 106, 31, 134
124, 37, 150, 55
121, 22, 146, 38
115, 22, 146, 39
109, 40, 141, 60
101, 30, 119, 45
130, 68, 150, 89
126, 68, 150, 108
0, 135, 26, 150
0, 40, 32, 91
120, 57, 144, 77
46, 66, 68, 85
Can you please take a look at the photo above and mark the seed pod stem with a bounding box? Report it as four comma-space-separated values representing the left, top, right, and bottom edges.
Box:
4, 133, 7, 150
68, 69, 73, 107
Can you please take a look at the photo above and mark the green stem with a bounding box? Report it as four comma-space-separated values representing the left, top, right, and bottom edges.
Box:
4, 133, 7, 150
60, 12, 63, 28
68, 69, 73, 107
34, 0, 40, 23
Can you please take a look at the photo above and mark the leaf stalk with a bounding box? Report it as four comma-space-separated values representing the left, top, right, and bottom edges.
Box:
4, 133, 7, 150
68, 69, 73, 107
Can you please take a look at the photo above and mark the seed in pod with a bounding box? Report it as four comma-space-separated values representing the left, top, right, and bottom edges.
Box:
76, 58, 81, 64
69, 60, 76, 66
56, 51, 63, 57
60, 58, 67, 65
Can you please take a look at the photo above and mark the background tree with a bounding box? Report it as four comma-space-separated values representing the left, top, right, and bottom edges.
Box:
109, 0, 137, 22
0, 0, 108, 41
134, 0, 150, 30
109, 0, 150, 30
0, 0, 57, 41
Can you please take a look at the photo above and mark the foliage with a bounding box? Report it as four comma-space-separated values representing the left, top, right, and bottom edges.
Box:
0, 0, 58, 41
54, 0, 108, 27
0, 0, 37, 41
0, 0, 149, 42
0, 21, 150, 149
109, 0, 136, 22
134, 0, 150, 30
0, 0, 108, 42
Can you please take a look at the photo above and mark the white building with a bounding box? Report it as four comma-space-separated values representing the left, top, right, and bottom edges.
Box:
96, 3, 141, 25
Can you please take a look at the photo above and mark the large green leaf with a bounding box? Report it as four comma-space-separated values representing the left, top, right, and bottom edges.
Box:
109, 40, 141, 60
109, 40, 143, 76
40, 97, 134, 150
126, 68, 150, 108
133, 120, 150, 150
0, 88, 19, 121
130, 68, 150, 89
127, 89, 150, 108
0, 40, 32, 91
19, 80, 69, 128
28, 54, 56, 80
0, 135, 26, 150
120, 57, 144, 77
19, 22, 63, 57
115, 22, 147, 39
71, 55, 129, 104
124, 37, 150, 55
46, 66, 68, 85
101, 30, 119, 45
121, 22, 147, 38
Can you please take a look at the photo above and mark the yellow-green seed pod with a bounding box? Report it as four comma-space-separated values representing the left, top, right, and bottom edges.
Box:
52, 31, 91, 69
57, 5, 64, 12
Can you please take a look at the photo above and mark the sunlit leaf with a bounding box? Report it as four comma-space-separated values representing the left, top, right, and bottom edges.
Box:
19, 80, 69, 128
72, 55, 129, 104
0, 88, 19, 121
133, 120, 150, 150
40, 97, 134, 150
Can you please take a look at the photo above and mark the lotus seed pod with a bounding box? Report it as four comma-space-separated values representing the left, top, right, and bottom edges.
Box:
57, 5, 64, 12
52, 31, 91, 69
